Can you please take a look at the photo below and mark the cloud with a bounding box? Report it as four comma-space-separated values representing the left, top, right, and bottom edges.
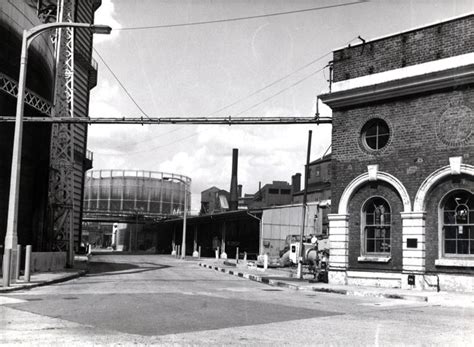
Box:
94, 0, 121, 43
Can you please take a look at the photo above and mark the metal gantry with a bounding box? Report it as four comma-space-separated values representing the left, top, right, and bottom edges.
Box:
0, 116, 332, 125
48, 0, 76, 260
0, 72, 52, 115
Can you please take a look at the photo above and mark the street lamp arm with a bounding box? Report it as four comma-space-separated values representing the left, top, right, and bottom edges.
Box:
25, 22, 112, 44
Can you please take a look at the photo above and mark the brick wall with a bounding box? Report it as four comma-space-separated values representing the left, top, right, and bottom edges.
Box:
331, 87, 474, 212
424, 175, 474, 274
332, 14, 474, 82
347, 182, 403, 271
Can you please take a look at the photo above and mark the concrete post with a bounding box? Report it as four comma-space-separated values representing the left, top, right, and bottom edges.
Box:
15, 244, 21, 279
177, 245, 180, 258
192, 226, 199, 257
243, 252, 247, 262
198, 246, 201, 259
2, 249, 11, 287
221, 222, 227, 259
236, 247, 239, 264
25, 245, 31, 282
263, 254, 268, 270
215, 247, 219, 260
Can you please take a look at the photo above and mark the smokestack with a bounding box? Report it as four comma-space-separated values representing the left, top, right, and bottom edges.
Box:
292, 173, 301, 193
229, 148, 239, 210
238, 184, 242, 198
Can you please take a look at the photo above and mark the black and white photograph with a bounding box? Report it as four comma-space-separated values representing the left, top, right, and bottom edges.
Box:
0, 0, 473, 345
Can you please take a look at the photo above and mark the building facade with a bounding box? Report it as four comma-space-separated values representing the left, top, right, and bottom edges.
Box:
320, 14, 474, 292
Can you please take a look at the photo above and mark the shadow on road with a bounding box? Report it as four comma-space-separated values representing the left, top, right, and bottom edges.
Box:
87, 261, 171, 277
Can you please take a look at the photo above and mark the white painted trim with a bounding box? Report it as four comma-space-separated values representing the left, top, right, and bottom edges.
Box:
357, 256, 391, 263
330, 52, 474, 93
346, 270, 401, 280
413, 164, 474, 211
338, 171, 411, 215
435, 258, 474, 267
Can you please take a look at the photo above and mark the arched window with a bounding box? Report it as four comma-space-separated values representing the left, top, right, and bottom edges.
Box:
442, 190, 473, 256
362, 197, 391, 254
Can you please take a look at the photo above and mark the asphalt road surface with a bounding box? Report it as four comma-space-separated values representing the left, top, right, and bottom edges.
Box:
1, 254, 473, 345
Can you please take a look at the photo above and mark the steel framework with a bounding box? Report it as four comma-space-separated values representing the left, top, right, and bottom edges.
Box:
0, 72, 52, 115
0, 116, 332, 125
48, 0, 75, 261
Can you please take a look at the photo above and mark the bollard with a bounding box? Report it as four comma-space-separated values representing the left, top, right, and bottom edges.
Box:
87, 244, 92, 255
15, 244, 21, 280
171, 245, 176, 256
236, 247, 239, 264
263, 254, 268, 270
243, 251, 247, 262
198, 246, 201, 259
25, 245, 32, 282
215, 248, 219, 260
2, 249, 11, 287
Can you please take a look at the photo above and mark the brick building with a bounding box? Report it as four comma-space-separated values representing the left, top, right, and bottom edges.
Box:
319, 14, 474, 292
293, 154, 331, 204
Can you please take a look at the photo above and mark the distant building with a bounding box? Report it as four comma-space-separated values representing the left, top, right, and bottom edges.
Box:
320, 13, 474, 292
245, 181, 293, 209
200, 186, 230, 215
293, 154, 331, 204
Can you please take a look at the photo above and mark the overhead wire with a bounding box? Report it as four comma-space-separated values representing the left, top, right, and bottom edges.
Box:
93, 47, 151, 119
116, 1, 366, 31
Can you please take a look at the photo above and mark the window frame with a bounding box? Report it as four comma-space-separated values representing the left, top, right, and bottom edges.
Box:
360, 196, 392, 259
438, 189, 473, 259
361, 118, 390, 152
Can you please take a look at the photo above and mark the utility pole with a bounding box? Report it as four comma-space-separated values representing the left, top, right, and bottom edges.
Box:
297, 130, 312, 279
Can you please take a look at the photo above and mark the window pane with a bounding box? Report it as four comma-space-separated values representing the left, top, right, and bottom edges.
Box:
445, 226, 457, 239
366, 213, 374, 225
366, 137, 377, 149
470, 211, 474, 224
378, 134, 389, 148
375, 228, 382, 238
366, 126, 377, 137
366, 227, 375, 238
383, 213, 391, 224
377, 122, 389, 135
445, 240, 456, 254
381, 241, 390, 252
458, 226, 468, 239
458, 240, 469, 254
375, 240, 383, 252
366, 239, 375, 252
444, 211, 456, 224
455, 206, 469, 224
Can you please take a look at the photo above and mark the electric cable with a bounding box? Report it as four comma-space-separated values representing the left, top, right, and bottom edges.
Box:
116, 1, 366, 31
231, 66, 325, 117
93, 47, 151, 119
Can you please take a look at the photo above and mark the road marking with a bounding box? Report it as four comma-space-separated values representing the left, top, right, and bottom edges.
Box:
0, 296, 27, 305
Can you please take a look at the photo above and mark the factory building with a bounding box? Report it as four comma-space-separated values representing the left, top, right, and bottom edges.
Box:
0, 1, 100, 258
320, 13, 474, 292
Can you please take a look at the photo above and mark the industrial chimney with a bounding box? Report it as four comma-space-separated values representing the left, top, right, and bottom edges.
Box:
237, 184, 243, 198
229, 148, 239, 210
292, 173, 301, 193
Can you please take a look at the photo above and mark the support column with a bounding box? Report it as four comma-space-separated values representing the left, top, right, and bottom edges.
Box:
192, 225, 199, 257
171, 227, 176, 256
327, 214, 349, 285
401, 212, 426, 289
221, 222, 227, 259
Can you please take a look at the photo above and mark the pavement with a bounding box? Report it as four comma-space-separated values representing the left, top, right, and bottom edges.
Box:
0, 255, 89, 293
196, 257, 474, 308
2, 254, 473, 309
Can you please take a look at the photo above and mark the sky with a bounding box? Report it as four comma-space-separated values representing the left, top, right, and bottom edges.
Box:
88, 0, 474, 214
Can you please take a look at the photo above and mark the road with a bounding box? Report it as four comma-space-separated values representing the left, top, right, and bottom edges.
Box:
1, 254, 473, 345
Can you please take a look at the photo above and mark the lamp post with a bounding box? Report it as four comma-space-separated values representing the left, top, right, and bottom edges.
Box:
164, 176, 191, 259
2, 22, 111, 286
